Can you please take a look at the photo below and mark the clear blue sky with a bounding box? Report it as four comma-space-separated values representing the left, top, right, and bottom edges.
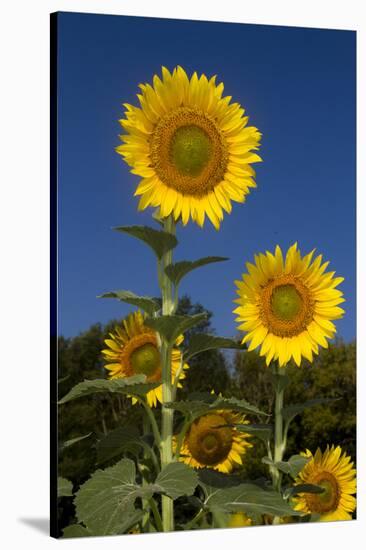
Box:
57, 12, 356, 341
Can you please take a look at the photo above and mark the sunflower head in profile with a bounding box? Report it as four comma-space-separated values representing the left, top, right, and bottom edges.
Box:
116, 66, 262, 229
234, 243, 345, 367
227, 512, 253, 528
292, 446, 356, 521
177, 410, 252, 473
102, 310, 187, 407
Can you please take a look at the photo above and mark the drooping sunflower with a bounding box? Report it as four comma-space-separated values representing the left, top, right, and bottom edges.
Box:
177, 411, 252, 473
227, 513, 253, 528
233, 243, 345, 367
292, 446, 356, 521
116, 66, 262, 229
102, 310, 188, 407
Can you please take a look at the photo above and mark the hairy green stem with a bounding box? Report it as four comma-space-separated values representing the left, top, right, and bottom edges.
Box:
160, 215, 176, 532
185, 508, 206, 530
174, 419, 191, 460
266, 440, 273, 462
171, 354, 184, 402
141, 415, 150, 530
149, 498, 164, 532
137, 397, 161, 448
141, 441, 160, 474
282, 418, 291, 452
271, 365, 286, 525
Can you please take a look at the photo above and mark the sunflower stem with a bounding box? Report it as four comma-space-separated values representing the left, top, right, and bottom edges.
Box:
174, 418, 191, 460
185, 508, 206, 530
271, 365, 286, 525
141, 414, 150, 530
159, 214, 176, 532
137, 397, 161, 448
149, 497, 164, 532
171, 353, 184, 401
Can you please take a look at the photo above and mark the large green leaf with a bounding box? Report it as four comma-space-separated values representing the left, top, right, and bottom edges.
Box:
75, 458, 198, 536
184, 333, 245, 361
114, 225, 177, 259
96, 425, 143, 465
165, 399, 213, 418
155, 462, 198, 499
166, 394, 268, 420
165, 256, 228, 286
58, 376, 160, 405
262, 454, 310, 479
282, 398, 339, 423
98, 290, 160, 316
285, 484, 325, 498
62, 525, 92, 538
274, 455, 310, 478
210, 396, 269, 417
59, 433, 92, 452
145, 313, 207, 344
75, 459, 148, 536
58, 477, 73, 498
234, 423, 273, 443
204, 483, 304, 517
198, 468, 242, 490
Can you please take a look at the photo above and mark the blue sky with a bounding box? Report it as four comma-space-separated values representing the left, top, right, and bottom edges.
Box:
57, 12, 356, 341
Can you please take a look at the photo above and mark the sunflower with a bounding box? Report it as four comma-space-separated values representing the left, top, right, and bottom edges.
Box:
102, 310, 188, 407
292, 446, 356, 521
116, 66, 262, 229
227, 513, 252, 527
177, 411, 252, 473
233, 243, 345, 367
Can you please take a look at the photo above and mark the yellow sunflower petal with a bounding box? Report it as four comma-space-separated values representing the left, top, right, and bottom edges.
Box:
117, 66, 261, 228
293, 446, 356, 521
177, 411, 252, 473
234, 244, 344, 367
101, 310, 188, 408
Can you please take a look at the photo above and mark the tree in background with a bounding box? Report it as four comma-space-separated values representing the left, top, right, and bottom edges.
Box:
57, 296, 230, 532
58, 296, 228, 483
232, 339, 356, 479
57, 297, 355, 532
176, 295, 230, 396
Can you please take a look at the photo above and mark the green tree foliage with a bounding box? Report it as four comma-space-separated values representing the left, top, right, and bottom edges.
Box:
175, 296, 230, 395
57, 298, 355, 533
57, 296, 230, 533
58, 296, 228, 482
232, 339, 356, 479
58, 323, 135, 485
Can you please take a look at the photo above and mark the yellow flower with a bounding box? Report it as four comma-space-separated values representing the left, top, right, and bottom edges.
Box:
102, 310, 188, 407
177, 410, 252, 473
293, 446, 356, 521
227, 512, 252, 527
116, 66, 262, 229
234, 243, 345, 367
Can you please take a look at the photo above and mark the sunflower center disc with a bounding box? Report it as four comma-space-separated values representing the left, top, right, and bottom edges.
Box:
170, 125, 212, 176
260, 274, 314, 337
271, 284, 303, 321
130, 343, 161, 376
306, 472, 340, 513
202, 433, 219, 452
187, 414, 233, 465
151, 107, 229, 196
